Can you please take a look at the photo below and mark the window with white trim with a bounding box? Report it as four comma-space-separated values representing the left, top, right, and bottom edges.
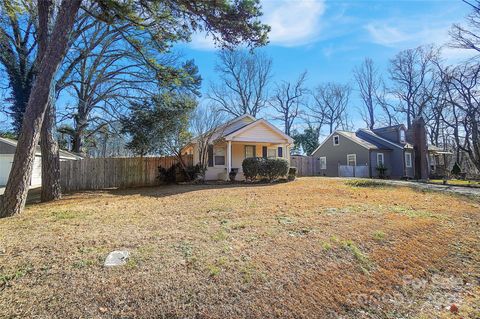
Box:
214, 146, 225, 166
405, 152, 412, 168
244, 145, 255, 158
377, 153, 384, 166
267, 148, 277, 158
320, 157, 327, 170
347, 154, 356, 166
333, 135, 339, 146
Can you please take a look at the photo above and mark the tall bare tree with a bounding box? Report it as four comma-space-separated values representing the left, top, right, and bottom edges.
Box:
270, 71, 307, 135
208, 49, 272, 117
190, 106, 226, 180
308, 82, 351, 134
450, 0, 480, 54
442, 62, 480, 172
388, 45, 440, 128
353, 58, 383, 129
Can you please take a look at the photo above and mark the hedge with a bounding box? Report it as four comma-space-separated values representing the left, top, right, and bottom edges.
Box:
242, 157, 289, 182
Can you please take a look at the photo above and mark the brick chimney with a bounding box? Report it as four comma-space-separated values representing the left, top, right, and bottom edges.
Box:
411, 117, 429, 180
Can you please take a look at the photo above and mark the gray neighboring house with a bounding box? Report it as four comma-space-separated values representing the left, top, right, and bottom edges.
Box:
311, 118, 448, 179
0, 137, 83, 186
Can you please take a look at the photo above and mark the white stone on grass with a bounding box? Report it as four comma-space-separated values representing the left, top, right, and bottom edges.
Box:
104, 250, 130, 267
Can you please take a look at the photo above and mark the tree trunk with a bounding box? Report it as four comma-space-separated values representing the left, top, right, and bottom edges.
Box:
0, 0, 81, 218
40, 101, 61, 202
72, 129, 84, 154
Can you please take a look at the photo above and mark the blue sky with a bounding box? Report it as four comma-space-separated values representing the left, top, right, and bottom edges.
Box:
176, 0, 474, 130
0, 0, 474, 134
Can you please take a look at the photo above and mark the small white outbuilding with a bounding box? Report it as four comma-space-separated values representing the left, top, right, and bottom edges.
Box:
0, 137, 82, 186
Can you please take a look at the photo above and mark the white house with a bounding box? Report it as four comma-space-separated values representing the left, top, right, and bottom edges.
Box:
0, 137, 83, 186
183, 114, 294, 181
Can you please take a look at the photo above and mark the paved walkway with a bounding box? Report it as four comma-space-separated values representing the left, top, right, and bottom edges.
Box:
380, 180, 480, 197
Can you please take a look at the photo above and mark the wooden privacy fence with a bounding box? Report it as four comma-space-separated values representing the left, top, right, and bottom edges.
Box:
290, 155, 319, 177
60, 155, 192, 192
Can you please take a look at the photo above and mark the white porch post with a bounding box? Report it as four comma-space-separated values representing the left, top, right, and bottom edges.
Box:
227, 141, 232, 175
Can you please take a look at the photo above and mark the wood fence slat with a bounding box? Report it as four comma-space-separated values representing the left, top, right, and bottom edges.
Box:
291, 155, 317, 177
59, 155, 191, 192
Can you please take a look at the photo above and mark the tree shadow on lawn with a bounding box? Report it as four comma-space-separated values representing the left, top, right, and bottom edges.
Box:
62, 181, 281, 200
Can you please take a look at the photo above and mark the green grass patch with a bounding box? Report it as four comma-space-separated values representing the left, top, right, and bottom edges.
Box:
51, 210, 78, 220
211, 229, 229, 242
372, 230, 386, 241
72, 259, 96, 269
342, 240, 373, 273
430, 179, 480, 187
322, 242, 333, 251
206, 264, 221, 277
0, 266, 33, 284
391, 206, 442, 219
345, 180, 391, 188
276, 216, 295, 225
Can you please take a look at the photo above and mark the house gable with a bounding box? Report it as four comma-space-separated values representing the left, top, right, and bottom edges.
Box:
311, 131, 370, 177
221, 114, 256, 136
357, 129, 404, 150
225, 119, 293, 144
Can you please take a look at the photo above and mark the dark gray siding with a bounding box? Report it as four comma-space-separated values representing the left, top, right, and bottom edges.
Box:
374, 129, 400, 143
312, 133, 370, 177
0, 141, 16, 154
370, 150, 393, 178
357, 131, 406, 178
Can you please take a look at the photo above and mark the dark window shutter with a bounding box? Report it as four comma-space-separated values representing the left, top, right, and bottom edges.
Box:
278, 147, 283, 157
208, 145, 214, 167
262, 146, 267, 158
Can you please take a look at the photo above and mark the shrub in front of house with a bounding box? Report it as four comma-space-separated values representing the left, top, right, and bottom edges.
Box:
259, 158, 289, 181
288, 167, 297, 181
158, 163, 201, 184
242, 157, 261, 181
376, 164, 388, 179
242, 157, 289, 182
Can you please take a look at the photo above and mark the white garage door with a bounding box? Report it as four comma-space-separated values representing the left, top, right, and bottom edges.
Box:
31, 156, 42, 186
0, 155, 42, 186
0, 154, 14, 186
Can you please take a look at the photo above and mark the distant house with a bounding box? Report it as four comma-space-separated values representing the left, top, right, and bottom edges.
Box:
311, 117, 450, 179
0, 137, 83, 186
183, 114, 294, 181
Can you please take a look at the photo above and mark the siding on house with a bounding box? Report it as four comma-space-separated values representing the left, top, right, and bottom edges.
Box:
311, 133, 370, 177
370, 150, 393, 178
199, 141, 288, 181
372, 128, 401, 143
185, 115, 292, 181
356, 130, 406, 178
231, 122, 288, 143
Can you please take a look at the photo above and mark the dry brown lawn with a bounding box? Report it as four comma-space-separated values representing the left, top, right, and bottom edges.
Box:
1, 177, 479, 318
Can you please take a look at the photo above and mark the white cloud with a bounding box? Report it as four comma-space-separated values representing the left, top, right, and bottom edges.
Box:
364, 23, 411, 47
262, 0, 326, 46
189, 32, 217, 50
189, 0, 326, 50
364, 19, 478, 63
